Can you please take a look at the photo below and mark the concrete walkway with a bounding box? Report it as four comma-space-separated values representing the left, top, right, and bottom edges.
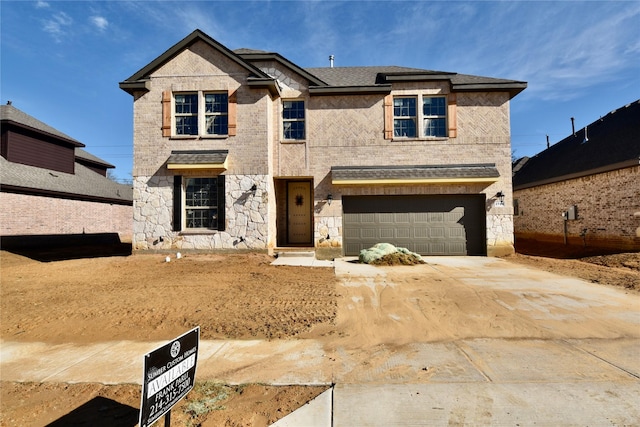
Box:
2, 256, 639, 426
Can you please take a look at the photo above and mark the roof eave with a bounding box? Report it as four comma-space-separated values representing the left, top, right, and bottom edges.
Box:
1, 120, 85, 147
379, 73, 456, 83
118, 80, 151, 95
309, 85, 392, 96
514, 158, 639, 190
453, 82, 528, 99
247, 78, 281, 97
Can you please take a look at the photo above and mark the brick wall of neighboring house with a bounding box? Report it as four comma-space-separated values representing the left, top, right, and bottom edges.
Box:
514, 165, 640, 250
0, 192, 132, 240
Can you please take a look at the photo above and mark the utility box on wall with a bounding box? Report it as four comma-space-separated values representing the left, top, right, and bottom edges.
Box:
567, 205, 578, 220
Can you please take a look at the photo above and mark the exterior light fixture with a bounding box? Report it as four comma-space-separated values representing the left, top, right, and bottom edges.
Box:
327, 194, 333, 206
250, 184, 257, 192
496, 191, 505, 203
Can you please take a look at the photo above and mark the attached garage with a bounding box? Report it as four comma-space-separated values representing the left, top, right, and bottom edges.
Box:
343, 195, 486, 256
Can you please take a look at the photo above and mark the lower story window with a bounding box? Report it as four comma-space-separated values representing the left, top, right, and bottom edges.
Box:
185, 177, 218, 229
174, 175, 225, 232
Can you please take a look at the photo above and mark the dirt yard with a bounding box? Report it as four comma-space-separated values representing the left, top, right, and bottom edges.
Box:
1, 245, 638, 426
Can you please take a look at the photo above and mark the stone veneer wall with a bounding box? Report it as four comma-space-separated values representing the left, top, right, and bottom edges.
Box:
133, 174, 269, 251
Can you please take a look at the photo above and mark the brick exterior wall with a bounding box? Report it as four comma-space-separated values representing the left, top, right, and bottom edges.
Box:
129, 40, 516, 255
0, 192, 132, 240
305, 89, 515, 256
514, 165, 640, 250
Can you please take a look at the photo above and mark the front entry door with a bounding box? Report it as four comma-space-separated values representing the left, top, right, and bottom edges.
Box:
287, 181, 312, 244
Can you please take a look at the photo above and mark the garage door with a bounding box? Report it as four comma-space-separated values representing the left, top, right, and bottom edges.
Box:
343, 195, 486, 256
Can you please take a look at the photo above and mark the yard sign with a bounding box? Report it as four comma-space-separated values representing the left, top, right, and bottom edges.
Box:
139, 327, 199, 427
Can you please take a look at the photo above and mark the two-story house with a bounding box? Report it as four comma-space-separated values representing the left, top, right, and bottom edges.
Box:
119, 29, 526, 257
0, 102, 133, 253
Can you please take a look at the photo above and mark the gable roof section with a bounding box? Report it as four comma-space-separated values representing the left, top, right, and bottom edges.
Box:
236, 49, 329, 87
0, 104, 131, 204
1, 104, 84, 147
1, 156, 132, 205
119, 29, 278, 96
120, 29, 526, 99
513, 99, 640, 190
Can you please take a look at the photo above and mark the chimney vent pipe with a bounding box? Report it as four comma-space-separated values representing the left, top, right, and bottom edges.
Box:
571, 117, 576, 137
329, 55, 334, 68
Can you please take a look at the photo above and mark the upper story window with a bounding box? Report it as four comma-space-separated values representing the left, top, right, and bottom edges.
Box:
163, 90, 235, 138
283, 100, 305, 140
423, 96, 446, 137
393, 97, 417, 138
385, 94, 455, 140
175, 93, 198, 135
204, 93, 228, 135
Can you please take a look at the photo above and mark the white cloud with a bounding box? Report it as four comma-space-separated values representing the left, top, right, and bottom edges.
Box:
35, 1, 49, 9
91, 16, 109, 31
42, 11, 73, 41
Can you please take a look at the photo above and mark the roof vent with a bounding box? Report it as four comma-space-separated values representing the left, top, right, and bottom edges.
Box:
6, 100, 12, 105
571, 117, 576, 137
582, 125, 589, 144
329, 55, 334, 68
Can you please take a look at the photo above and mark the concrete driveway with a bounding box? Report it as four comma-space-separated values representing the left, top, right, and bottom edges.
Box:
324, 257, 640, 426
2, 256, 639, 426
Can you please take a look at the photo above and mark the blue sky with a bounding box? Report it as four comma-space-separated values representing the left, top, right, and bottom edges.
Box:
2, 1, 639, 183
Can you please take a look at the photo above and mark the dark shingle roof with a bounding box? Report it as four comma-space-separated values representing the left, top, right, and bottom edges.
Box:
120, 29, 526, 98
167, 150, 228, 165
513, 99, 640, 189
1, 104, 131, 204
306, 66, 436, 86
75, 148, 115, 169
1, 104, 84, 147
305, 66, 526, 98
332, 164, 499, 182
1, 156, 132, 204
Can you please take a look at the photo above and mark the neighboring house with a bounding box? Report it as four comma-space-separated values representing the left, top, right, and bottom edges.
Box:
513, 99, 640, 251
0, 103, 133, 242
119, 29, 526, 257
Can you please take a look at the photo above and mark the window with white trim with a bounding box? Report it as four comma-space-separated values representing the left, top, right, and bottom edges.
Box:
423, 96, 447, 137
393, 97, 417, 137
173, 91, 229, 136
283, 100, 305, 140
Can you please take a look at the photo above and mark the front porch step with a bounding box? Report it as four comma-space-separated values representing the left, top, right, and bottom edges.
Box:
275, 248, 316, 258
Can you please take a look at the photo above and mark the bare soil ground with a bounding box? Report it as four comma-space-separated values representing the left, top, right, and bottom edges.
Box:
1, 242, 638, 426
